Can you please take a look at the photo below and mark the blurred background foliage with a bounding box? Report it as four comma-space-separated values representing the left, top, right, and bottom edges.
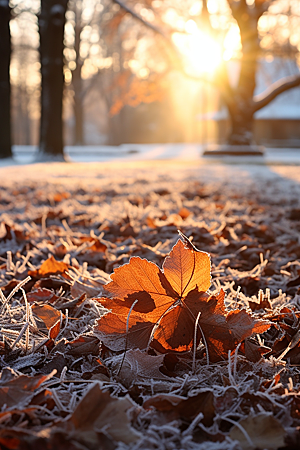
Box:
8, 0, 300, 147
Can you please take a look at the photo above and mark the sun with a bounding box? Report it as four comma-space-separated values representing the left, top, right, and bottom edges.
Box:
173, 27, 223, 76
172, 19, 241, 76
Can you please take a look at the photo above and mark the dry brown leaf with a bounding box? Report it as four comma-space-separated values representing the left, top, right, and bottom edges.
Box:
67, 335, 100, 357
29, 256, 69, 278
230, 413, 286, 450
68, 384, 141, 444
95, 238, 270, 360
27, 288, 59, 304
144, 390, 215, 426
32, 303, 61, 329
112, 349, 174, 387
0, 368, 55, 408
71, 278, 106, 299
96, 238, 212, 352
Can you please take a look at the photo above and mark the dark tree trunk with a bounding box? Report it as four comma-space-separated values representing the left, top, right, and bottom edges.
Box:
227, 101, 255, 146
225, 1, 260, 146
0, 0, 12, 159
38, 0, 68, 160
72, 2, 84, 145
73, 91, 84, 144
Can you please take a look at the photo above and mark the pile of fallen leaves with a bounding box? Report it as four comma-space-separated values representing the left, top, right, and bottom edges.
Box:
0, 170, 300, 450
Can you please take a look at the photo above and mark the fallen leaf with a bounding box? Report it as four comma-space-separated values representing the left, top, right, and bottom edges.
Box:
1, 279, 35, 296
178, 207, 191, 219
68, 384, 141, 444
230, 413, 286, 450
53, 191, 70, 203
95, 238, 270, 360
248, 291, 272, 312
76, 236, 107, 254
109, 349, 174, 388
30, 389, 56, 410
67, 335, 100, 356
0, 368, 55, 408
0, 430, 21, 450
32, 303, 62, 331
240, 338, 271, 363
94, 309, 154, 352
96, 238, 212, 352
34, 278, 71, 293
144, 390, 215, 426
26, 288, 59, 304
0, 222, 28, 243
71, 277, 106, 299
29, 256, 69, 279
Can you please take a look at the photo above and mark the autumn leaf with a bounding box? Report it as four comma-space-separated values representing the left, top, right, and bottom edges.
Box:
0, 368, 56, 408
95, 237, 270, 360
32, 303, 61, 329
28, 256, 70, 279
26, 288, 59, 304
32, 303, 62, 339
67, 335, 100, 357
240, 338, 271, 363
230, 413, 286, 450
144, 390, 215, 426
67, 384, 141, 444
109, 349, 176, 388
95, 308, 154, 352
95, 238, 211, 352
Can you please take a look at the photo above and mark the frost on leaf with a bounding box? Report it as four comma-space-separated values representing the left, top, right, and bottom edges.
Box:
67, 384, 141, 444
94, 238, 271, 361
0, 368, 55, 408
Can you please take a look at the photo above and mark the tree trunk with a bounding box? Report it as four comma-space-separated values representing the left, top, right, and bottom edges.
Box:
0, 0, 12, 159
38, 0, 68, 160
227, 100, 255, 146
73, 90, 84, 144
225, 2, 260, 146
72, 2, 84, 145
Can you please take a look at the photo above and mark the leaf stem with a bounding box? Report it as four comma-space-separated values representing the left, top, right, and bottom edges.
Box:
192, 312, 201, 373
117, 299, 139, 376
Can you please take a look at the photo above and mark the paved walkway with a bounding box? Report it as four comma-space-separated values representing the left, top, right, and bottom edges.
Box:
10, 144, 300, 165
0, 145, 298, 192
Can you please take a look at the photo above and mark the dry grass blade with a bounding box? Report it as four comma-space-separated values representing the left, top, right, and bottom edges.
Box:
0, 164, 299, 449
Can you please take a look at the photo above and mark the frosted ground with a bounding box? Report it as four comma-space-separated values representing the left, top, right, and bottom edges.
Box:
0, 144, 300, 449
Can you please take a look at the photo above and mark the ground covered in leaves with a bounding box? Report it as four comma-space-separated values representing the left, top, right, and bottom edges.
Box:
0, 161, 300, 450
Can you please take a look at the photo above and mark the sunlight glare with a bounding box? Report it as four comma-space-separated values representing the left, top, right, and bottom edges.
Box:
223, 24, 242, 61
173, 29, 222, 75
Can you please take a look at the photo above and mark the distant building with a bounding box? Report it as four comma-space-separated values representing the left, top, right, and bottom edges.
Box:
255, 58, 300, 146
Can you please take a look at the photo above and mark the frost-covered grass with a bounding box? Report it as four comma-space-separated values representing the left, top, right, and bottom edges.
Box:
0, 159, 299, 449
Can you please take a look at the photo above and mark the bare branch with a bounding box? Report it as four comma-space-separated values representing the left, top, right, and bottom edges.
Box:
227, 0, 247, 22
253, 74, 300, 112
111, 0, 188, 76
254, 1, 271, 20
110, 0, 233, 100
112, 0, 169, 40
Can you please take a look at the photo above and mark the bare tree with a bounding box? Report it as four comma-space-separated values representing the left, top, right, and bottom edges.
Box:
64, 0, 120, 145
220, 0, 300, 146
112, 0, 300, 148
71, 0, 85, 145
38, 0, 69, 160
0, 0, 12, 159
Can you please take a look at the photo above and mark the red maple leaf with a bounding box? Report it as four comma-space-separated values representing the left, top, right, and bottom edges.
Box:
94, 238, 270, 361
